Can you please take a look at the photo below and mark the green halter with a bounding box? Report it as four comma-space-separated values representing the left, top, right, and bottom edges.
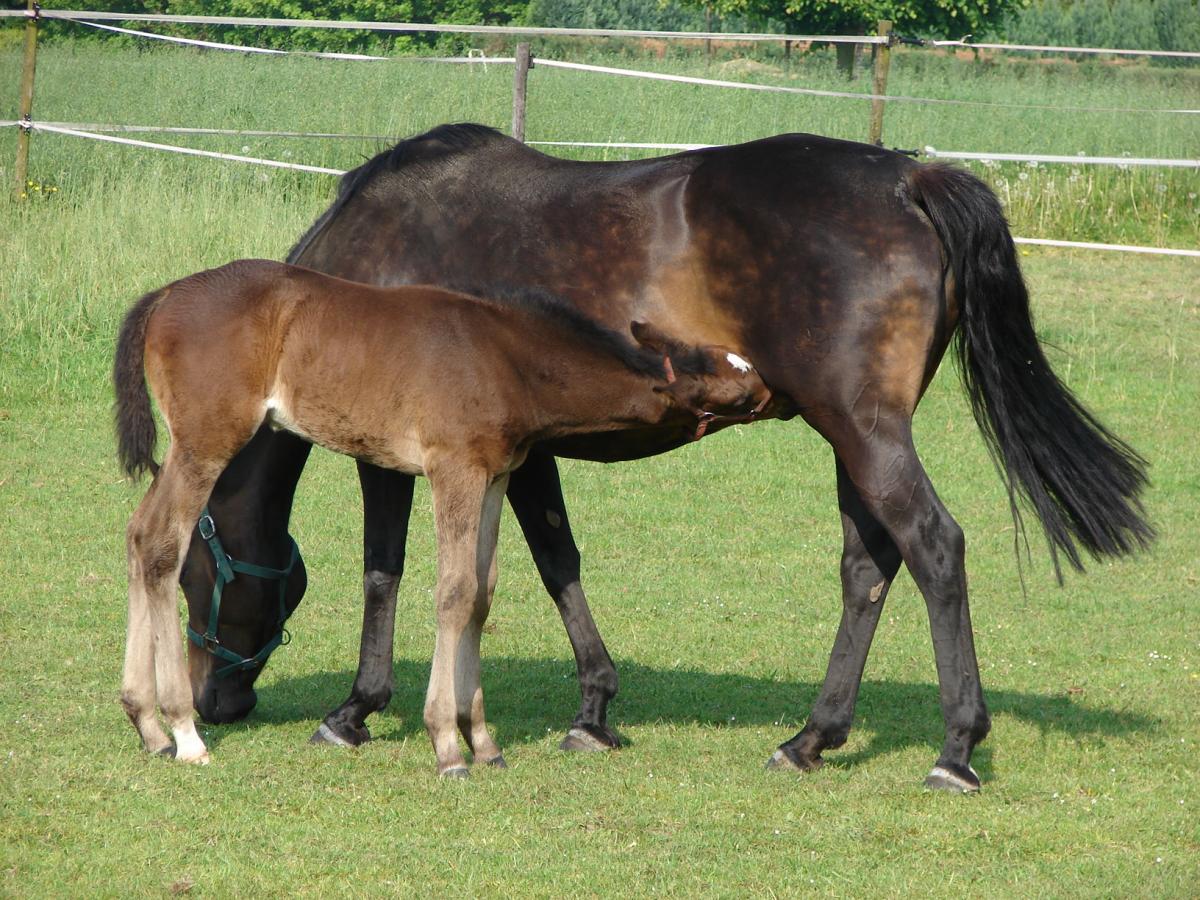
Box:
186, 506, 301, 679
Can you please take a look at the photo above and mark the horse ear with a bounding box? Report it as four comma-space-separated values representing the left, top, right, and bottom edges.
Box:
630, 320, 678, 356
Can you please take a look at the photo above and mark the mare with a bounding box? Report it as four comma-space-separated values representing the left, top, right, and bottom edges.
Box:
112, 258, 771, 772
167, 125, 1152, 791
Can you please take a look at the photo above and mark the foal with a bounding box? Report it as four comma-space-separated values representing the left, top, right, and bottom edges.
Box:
113, 258, 770, 773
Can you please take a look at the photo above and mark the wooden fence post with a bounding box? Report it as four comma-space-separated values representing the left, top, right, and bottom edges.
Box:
867, 20, 893, 147
14, 0, 40, 200
512, 42, 531, 143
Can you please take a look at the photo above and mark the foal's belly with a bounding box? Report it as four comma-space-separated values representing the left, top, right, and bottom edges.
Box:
264, 394, 427, 475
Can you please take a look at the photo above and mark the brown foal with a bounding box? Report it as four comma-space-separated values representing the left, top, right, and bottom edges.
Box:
113, 258, 770, 773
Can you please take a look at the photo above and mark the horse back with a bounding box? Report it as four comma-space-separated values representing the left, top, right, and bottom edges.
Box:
293, 127, 953, 421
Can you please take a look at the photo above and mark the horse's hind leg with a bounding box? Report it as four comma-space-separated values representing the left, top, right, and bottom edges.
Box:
423, 464, 507, 776
769, 458, 902, 773
311, 462, 416, 748
122, 477, 174, 757
458, 475, 508, 768
124, 454, 220, 763
821, 416, 990, 790
506, 450, 621, 752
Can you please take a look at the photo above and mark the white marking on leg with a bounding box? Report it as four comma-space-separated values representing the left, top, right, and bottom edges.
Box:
726, 352, 753, 372
172, 720, 210, 765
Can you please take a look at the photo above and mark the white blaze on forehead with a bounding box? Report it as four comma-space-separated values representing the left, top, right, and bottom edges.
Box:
725, 352, 753, 373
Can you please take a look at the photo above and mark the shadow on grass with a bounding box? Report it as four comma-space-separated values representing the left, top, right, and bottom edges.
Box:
204, 656, 1156, 774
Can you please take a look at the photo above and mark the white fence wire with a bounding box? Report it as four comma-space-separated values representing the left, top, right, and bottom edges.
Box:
8, 121, 1196, 258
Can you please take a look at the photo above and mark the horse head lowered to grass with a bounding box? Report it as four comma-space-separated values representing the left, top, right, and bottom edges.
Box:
113, 259, 771, 772
141, 125, 1152, 791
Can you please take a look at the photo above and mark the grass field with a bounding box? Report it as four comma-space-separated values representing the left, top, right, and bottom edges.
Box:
1, 37, 1199, 898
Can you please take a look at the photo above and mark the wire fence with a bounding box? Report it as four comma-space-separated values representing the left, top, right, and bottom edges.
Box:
4, 8, 1198, 256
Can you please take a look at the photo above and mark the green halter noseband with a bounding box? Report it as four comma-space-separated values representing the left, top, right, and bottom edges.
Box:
186, 506, 301, 679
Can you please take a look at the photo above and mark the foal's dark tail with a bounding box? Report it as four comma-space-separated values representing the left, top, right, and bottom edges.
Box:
113, 287, 164, 480
908, 163, 1154, 579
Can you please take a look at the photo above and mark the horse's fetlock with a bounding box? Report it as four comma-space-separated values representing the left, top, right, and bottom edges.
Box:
583, 667, 618, 700
359, 684, 393, 714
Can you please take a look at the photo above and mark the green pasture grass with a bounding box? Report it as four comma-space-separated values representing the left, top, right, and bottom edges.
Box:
0, 40, 1198, 248
0, 42, 1198, 897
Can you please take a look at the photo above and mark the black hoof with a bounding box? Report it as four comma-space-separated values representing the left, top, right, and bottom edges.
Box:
924, 764, 981, 793
484, 754, 508, 769
154, 743, 177, 759
441, 766, 471, 779
559, 724, 621, 752
764, 746, 822, 773
309, 721, 369, 748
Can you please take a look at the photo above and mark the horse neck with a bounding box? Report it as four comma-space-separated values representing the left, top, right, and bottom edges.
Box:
519, 335, 674, 438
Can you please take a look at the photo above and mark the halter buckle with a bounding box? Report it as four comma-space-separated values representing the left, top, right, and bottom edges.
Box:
197, 513, 216, 540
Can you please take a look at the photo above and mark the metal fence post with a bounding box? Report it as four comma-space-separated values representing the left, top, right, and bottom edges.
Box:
867, 20, 893, 146
512, 42, 532, 143
14, 0, 40, 200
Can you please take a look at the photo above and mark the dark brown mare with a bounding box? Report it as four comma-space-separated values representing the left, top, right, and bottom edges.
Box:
161, 125, 1151, 790
113, 258, 770, 771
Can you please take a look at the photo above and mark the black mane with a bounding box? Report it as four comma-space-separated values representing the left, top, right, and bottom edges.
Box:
286, 123, 507, 265
450, 282, 713, 382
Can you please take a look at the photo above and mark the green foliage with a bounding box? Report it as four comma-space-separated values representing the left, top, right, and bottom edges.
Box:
525, 0, 708, 30
1004, 0, 1200, 54
683, 0, 1026, 38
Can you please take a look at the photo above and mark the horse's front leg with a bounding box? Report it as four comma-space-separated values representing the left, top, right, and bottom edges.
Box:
311, 462, 415, 747
424, 463, 508, 777
506, 450, 621, 751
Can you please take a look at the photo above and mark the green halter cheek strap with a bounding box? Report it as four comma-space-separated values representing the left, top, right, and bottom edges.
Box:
186, 506, 301, 679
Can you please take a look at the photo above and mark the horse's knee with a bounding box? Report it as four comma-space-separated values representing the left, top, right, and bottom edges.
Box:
128, 521, 180, 587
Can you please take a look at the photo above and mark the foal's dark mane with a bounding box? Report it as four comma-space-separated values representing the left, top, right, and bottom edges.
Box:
450, 282, 714, 381
286, 123, 506, 266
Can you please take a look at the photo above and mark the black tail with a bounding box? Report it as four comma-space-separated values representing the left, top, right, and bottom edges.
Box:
113, 287, 164, 480
908, 163, 1153, 579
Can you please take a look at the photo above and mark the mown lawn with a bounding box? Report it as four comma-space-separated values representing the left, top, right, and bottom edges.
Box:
1, 37, 1197, 898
